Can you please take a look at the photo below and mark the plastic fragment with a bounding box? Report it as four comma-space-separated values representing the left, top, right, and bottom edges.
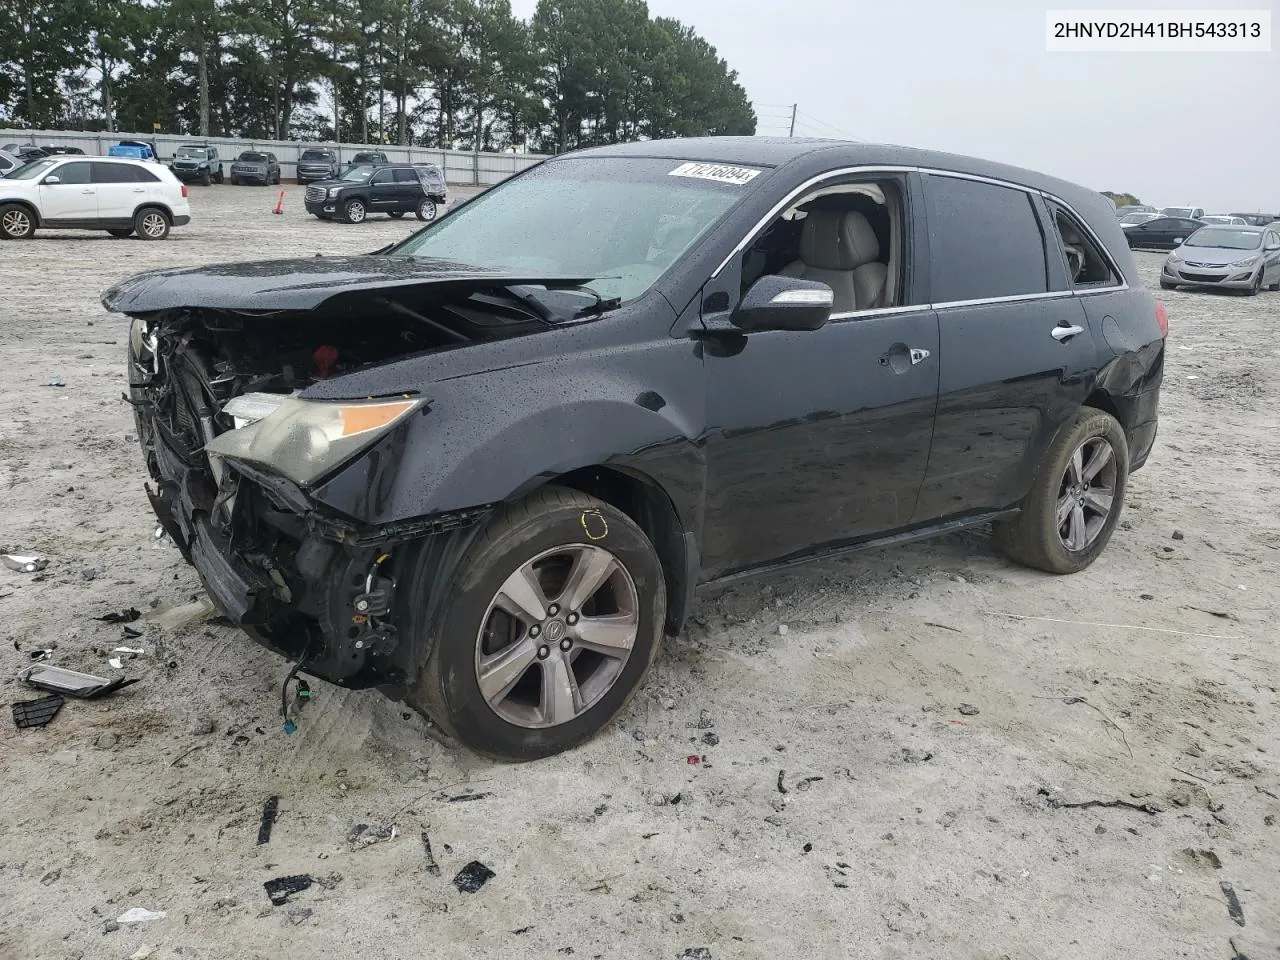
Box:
12, 695, 64, 729
453, 861, 495, 893
116, 908, 166, 924
2, 554, 48, 573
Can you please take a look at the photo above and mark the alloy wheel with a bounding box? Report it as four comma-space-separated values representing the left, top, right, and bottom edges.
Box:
1057, 436, 1117, 551
347, 201, 365, 223
141, 212, 167, 239
474, 543, 639, 729
2, 208, 32, 238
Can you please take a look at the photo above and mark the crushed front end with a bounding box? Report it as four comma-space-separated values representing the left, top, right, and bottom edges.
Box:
124, 307, 487, 688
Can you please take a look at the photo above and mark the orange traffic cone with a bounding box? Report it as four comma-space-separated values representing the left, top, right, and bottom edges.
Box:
273, 190, 285, 215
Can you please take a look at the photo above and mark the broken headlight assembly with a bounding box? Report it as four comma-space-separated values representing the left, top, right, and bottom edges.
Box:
206, 393, 420, 486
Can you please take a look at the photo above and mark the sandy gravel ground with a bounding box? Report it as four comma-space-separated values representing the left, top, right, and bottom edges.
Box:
1, 185, 1278, 960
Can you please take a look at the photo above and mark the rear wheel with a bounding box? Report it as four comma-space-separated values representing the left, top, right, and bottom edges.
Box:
134, 207, 170, 241
416, 198, 438, 222
0, 204, 36, 239
342, 198, 366, 224
107, 228, 133, 238
1269, 277, 1280, 292
408, 486, 666, 761
994, 408, 1129, 574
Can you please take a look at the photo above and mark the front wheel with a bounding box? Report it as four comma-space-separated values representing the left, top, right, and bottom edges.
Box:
408, 486, 666, 761
0, 203, 35, 239
416, 198, 437, 222
1246, 272, 1262, 296
200, 170, 211, 186
134, 207, 170, 241
342, 198, 366, 224
994, 408, 1129, 574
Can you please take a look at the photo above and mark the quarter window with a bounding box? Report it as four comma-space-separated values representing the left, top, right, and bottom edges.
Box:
924, 175, 1048, 302
1047, 202, 1117, 288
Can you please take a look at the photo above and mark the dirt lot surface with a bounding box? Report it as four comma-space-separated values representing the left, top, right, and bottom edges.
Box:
2, 186, 1278, 960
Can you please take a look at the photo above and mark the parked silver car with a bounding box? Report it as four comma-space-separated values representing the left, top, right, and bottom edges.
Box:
1159, 205, 1205, 220
1118, 210, 1161, 227
0, 149, 19, 177
1161, 224, 1280, 294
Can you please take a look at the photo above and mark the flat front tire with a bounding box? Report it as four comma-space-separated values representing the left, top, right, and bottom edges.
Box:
408, 486, 666, 761
0, 204, 35, 239
994, 408, 1129, 574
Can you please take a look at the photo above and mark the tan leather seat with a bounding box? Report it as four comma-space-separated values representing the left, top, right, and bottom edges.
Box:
779, 210, 887, 312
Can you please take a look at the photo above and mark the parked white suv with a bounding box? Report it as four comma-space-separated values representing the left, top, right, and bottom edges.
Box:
0, 156, 191, 240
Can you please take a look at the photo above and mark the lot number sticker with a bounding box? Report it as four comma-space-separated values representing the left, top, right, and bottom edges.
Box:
668, 162, 762, 186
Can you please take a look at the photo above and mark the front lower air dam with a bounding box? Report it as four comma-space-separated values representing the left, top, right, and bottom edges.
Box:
205, 396, 420, 487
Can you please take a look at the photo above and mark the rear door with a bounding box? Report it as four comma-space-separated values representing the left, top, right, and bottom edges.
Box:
91, 161, 147, 222
912, 173, 1094, 523
37, 160, 95, 222
393, 167, 422, 209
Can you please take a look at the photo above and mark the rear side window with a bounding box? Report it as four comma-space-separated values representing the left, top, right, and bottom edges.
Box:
93, 162, 157, 183
924, 174, 1048, 302
393, 168, 420, 183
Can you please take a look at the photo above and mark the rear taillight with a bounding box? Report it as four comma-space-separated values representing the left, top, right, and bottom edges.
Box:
1155, 301, 1169, 338
180, 185, 189, 198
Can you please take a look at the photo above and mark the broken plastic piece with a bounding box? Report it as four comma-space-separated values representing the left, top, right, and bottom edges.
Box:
95, 608, 141, 624
143, 597, 216, 630
116, 907, 166, 924
453, 861, 495, 893
113, 646, 145, 655
258, 796, 279, 845
2, 554, 48, 573
24, 663, 140, 699
13, 694, 64, 729
264, 874, 312, 906
108, 657, 124, 670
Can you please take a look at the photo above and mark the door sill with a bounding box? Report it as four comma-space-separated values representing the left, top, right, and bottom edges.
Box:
702, 509, 1019, 588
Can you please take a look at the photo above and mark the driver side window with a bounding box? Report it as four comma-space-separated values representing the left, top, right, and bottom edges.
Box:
738, 180, 905, 316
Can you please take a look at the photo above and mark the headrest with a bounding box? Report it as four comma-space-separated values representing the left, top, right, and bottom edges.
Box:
800, 210, 880, 271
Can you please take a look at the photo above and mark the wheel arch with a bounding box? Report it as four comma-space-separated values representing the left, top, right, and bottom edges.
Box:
548, 465, 696, 636
1082, 388, 1122, 426
0, 198, 41, 228
132, 202, 173, 223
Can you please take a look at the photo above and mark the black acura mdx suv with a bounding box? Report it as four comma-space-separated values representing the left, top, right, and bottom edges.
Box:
109, 137, 1165, 761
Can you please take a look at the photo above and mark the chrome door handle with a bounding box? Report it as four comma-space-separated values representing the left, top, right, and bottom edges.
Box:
81, 189, 95, 194
132, 187, 145, 193
1051, 324, 1084, 341
909, 347, 930, 364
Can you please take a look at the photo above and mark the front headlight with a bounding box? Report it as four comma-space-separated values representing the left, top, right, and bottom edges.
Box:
1167, 252, 1181, 263
206, 394, 420, 486
1230, 254, 1259, 268
327, 187, 343, 199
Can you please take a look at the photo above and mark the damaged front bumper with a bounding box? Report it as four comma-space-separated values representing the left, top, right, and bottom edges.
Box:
142, 407, 490, 689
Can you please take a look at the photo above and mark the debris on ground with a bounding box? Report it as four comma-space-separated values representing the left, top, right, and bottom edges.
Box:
143, 597, 216, 630
12, 694, 64, 730
264, 875, 313, 906
348, 822, 397, 849
80, 567, 97, 581
129, 947, 155, 960
116, 907, 166, 924
796, 776, 824, 792
191, 717, 216, 736
95, 608, 141, 624
45, 378, 66, 387
701, 732, 720, 746
1220, 881, 1246, 926
1181, 848, 1222, 870
1172, 530, 1185, 540
440, 791, 494, 803
687, 755, 702, 765
421, 831, 441, 876
679, 949, 712, 959
777, 770, 787, 793
2, 553, 48, 573
453, 861, 496, 893
958, 703, 980, 716
1039, 789, 1162, 815
102, 920, 119, 934
901, 749, 934, 763
257, 796, 279, 845
23, 663, 139, 699
285, 907, 313, 925
697, 709, 714, 729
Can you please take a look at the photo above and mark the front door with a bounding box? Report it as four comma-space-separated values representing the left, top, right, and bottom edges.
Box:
37, 160, 96, 222
698, 175, 938, 578
367, 168, 395, 211
912, 173, 1096, 523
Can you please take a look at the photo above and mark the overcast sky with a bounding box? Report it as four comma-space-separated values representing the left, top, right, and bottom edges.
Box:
509, 0, 1278, 212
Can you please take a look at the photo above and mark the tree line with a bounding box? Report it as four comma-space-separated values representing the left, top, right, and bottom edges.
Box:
0, 0, 757, 153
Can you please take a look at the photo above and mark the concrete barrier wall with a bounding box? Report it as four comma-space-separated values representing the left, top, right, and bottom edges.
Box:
0, 129, 548, 186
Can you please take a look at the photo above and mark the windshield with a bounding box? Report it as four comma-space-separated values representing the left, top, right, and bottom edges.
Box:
238, 152, 267, 162
177, 148, 208, 159
1161, 207, 1194, 218
1185, 228, 1262, 251
390, 157, 753, 302
7, 158, 59, 180
301, 150, 332, 161
340, 165, 374, 182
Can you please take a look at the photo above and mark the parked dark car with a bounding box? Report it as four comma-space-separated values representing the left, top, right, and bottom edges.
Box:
303, 163, 444, 223
107, 137, 1166, 761
1160, 224, 1280, 293
296, 147, 341, 184
1230, 212, 1280, 227
230, 151, 281, 185
348, 150, 390, 168
3, 144, 48, 162
1124, 216, 1204, 250
170, 144, 224, 185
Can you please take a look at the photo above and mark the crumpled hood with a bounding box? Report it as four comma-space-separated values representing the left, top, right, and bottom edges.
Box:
100, 255, 592, 313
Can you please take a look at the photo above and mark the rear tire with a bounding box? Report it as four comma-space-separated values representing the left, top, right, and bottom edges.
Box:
416, 198, 438, 222
0, 203, 36, 239
407, 486, 666, 761
994, 408, 1129, 574
134, 207, 170, 241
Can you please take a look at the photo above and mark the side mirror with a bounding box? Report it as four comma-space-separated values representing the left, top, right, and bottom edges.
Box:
731, 275, 834, 333
42, 175, 61, 185
1173, 238, 1183, 246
